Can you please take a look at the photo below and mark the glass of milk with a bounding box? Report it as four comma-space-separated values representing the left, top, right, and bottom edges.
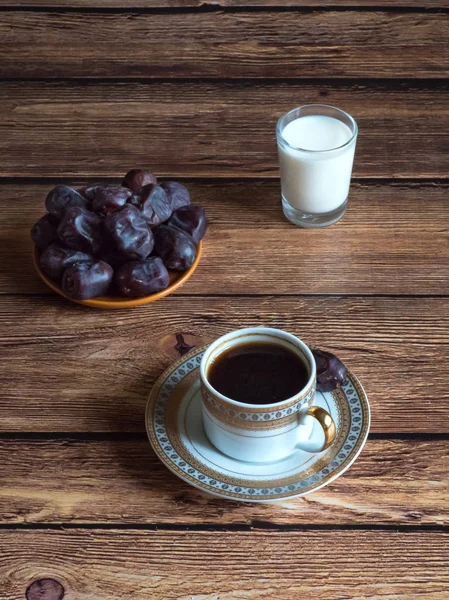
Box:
277, 105, 358, 228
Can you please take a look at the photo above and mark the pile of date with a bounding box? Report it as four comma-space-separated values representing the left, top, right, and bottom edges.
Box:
31, 169, 207, 299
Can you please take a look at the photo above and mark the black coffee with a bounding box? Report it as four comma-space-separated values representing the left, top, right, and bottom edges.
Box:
207, 342, 309, 405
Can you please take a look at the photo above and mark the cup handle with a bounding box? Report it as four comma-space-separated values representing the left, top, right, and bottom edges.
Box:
295, 406, 336, 453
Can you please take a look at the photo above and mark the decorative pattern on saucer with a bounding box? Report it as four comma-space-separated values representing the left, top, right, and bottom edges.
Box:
146, 346, 370, 502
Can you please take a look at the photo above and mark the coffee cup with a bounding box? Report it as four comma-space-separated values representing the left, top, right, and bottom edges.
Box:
200, 327, 336, 463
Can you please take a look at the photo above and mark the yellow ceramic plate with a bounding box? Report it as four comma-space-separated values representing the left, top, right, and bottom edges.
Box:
33, 242, 202, 309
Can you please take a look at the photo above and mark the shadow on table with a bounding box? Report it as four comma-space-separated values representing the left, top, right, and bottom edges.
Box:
204, 180, 287, 229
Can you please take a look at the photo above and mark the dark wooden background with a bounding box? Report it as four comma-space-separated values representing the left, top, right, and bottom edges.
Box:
0, 1, 448, 598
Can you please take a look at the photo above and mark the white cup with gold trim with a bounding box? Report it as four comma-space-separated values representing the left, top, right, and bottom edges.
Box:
200, 327, 336, 463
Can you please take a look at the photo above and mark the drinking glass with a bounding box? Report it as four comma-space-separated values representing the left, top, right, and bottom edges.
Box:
276, 104, 358, 228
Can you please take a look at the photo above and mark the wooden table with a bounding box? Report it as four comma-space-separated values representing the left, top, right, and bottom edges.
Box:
1, 1, 448, 598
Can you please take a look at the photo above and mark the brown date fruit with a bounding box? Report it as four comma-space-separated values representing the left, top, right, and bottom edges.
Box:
128, 184, 172, 227
45, 185, 88, 221
153, 225, 197, 271
90, 186, 133, 215
76, 186, 89, 199
57, 206, 103, 254
104, 204, 153, 260
116, 257, 170, 297
62, 260, 113, 300
312, 348, 347, 392
122, 169, 157, 192
30, 214, 59, 249
40, 243, 92, 281
99, 247, 129, 269
83, 185, 103, 201
168, 205, 207, 244
160, 181, 190, 211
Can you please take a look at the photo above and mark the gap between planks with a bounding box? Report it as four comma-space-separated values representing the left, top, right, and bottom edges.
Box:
1, 176, 449, 183
0, 432, 448, 440
1, 5, 449, 12
0, 523, 448, 532
1, 77, 449, 87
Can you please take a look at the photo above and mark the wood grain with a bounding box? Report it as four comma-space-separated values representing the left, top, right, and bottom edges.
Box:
0, 438, 447, 525
1, 11, 448, 80
1, 82, 448, 179
0, 0, 447, 590
1, 529, 448, 599
2, 181, 448, 295
1, 0, 447, 7
1, 295, 448, 432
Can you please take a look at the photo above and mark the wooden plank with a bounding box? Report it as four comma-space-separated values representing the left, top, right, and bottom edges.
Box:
0, 12, 448, 79
1, 82, 448, 179
0, 438, 447, 525
1, 0, 447, 7
2, 181, 449, 295
1, 295, 448, 433
1, 529, 448, 599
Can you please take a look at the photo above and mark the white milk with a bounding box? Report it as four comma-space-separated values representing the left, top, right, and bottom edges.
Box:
278, 114, 356, 215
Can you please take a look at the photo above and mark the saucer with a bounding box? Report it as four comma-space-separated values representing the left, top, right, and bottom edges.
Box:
146, 347, 370, 502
